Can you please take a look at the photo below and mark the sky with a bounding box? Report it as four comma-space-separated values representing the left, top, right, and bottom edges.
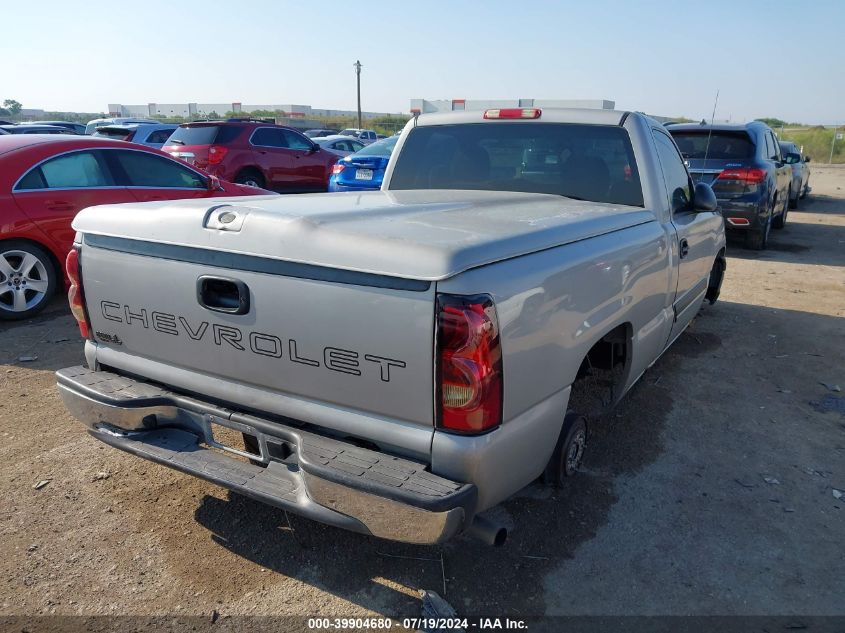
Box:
3, 0, 843, 124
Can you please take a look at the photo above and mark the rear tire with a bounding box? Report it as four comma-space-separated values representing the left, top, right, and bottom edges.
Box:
746, 202, 772, 250
788, 184, 799, 209
0, 240, 58, 321
773, 189, 789, 228
234, 169, 265, 189
542, 411, 587, 487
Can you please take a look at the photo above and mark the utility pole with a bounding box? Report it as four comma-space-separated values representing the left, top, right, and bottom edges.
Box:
354, 60, 362, 129
830, 126, 838, 164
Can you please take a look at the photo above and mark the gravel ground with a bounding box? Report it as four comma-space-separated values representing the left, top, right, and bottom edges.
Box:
1, 166, 843, 627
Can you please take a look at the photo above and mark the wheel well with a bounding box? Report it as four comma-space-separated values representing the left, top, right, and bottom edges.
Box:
0, 237, 62, 280
569, 322, 632, 417
235, 166, 263, 179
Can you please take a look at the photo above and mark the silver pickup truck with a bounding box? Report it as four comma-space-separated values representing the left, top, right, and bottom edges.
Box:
57, 108, 726, 546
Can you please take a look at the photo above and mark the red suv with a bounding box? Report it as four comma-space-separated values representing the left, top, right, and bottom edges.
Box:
163, 119, 339, 193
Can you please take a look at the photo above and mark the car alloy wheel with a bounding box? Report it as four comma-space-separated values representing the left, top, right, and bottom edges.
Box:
0, 249, 51, 315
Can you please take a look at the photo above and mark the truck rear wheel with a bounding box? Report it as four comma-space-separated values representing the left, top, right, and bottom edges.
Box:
542, 411, 587, 486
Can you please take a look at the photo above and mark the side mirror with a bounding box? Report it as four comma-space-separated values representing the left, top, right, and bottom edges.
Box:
208, 174, 222, 191
693, 182, 718, 213
804, 156, 811, 163
308, 143, 320, 154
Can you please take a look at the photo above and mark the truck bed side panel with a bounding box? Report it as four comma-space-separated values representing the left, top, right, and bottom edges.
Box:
434, 221, 673, 507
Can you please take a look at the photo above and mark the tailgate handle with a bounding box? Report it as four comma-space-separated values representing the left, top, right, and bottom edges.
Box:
197, 276, 250, 315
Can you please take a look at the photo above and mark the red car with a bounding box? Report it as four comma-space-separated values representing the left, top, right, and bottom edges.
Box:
0, 134, 269, 320
163, 119, 340, 192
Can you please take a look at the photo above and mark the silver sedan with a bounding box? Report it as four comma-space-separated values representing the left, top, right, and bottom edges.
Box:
313, 135, 366, 157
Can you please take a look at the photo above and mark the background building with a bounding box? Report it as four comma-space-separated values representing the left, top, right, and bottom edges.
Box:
410, 98, 615, 114
107, 102, 398, 120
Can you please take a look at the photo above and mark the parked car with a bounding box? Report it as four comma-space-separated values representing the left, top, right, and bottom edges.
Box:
304, 129, 340, 138
27, 121, 86, 135
329, 135, 399, 191
0, 135, 271, 320
162, 120, 340, 192
93, 123, 177, 149
1, 124, 71, 135
312, 135, 365, 156
669, 121, 791, 249
779, 141, 811, 208
84, 117, 159, 135
337, 128, 379, 144
57, 107, 725, 545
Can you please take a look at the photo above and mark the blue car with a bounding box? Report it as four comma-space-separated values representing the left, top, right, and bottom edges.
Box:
328, 135, 398, 191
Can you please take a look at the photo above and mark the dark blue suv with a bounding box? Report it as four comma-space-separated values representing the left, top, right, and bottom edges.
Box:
668, 121, 791, 250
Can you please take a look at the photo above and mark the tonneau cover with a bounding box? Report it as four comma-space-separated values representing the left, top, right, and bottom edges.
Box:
72, 190, 655, 281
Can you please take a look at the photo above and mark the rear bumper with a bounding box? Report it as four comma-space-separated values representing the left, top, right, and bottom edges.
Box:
718, 196, 767, 230
56, 366, 476, 545
328, 180, 382, 192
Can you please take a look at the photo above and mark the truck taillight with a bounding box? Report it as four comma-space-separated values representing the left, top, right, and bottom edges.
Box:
436, 294, 503, 434
65, 248, 89, 339
207, 145, 228, 165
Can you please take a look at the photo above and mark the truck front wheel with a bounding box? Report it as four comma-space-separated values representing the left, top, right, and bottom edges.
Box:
542, 411, 587, 486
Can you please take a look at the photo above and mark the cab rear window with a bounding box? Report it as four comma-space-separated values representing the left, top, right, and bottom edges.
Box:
166, 125, 242, 146
670, 131, 755, 160
93, 128, 133, 140
388, 122, 644, 207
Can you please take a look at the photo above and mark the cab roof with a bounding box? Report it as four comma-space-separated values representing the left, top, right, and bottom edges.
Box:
413, 107, 631, 127
666, 120, 770, 133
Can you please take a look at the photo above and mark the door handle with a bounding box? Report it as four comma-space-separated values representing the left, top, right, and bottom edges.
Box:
679, 238, 690, 259
46, 200, 74, 211
197, 275, 250, 315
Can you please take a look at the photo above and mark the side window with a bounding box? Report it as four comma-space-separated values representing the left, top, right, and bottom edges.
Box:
769, 133, 781, 161
763, 132, 774, 160
111, 150, 206, 189
251, 128, 288, 148
19, 151, 110, 189
16, 168, 47, 190
283, 130, 313, 151
652, 130, 691, 213
351, 141, 364, 152
147, 129, 174, 144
